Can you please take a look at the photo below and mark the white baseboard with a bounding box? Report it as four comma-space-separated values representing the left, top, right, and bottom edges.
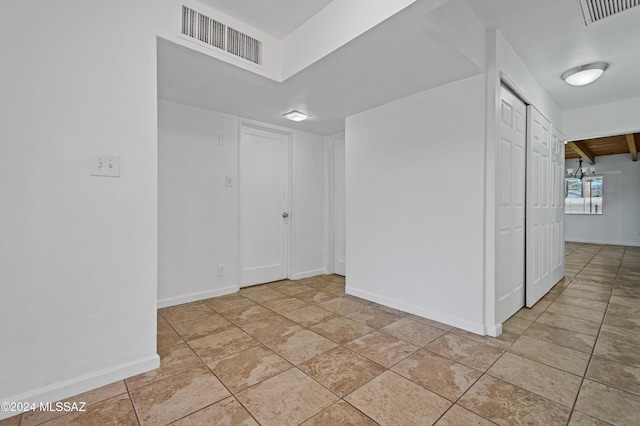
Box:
0, 355, 159, 421
291, 269, 327, 281
158, 285, 239, 309
485, 323, 502, 337
346, 286, 486, 335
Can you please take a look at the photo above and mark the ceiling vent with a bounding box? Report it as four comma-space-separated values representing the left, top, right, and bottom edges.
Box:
181, 5, 263, 66
578, 0, 640, 25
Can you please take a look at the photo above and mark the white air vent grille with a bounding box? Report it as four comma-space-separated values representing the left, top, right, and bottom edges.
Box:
579, 0, 640, 25
227, 28, 262, 65
180, 5, 263, 66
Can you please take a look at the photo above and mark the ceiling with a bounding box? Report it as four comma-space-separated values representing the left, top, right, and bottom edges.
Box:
158, 0, 640, 135
197, 0, 334, 39
565, 132, 639, 163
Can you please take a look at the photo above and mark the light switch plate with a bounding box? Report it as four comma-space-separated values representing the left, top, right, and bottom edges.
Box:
91, 154, 120, 177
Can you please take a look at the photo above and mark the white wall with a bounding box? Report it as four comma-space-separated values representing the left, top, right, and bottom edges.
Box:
345, 74, 487, 334
565, 154, 640, 246
562, 96, 640, 140
158, 100, 239, 307
158, 101, 327, 305
0, 1, 160, 416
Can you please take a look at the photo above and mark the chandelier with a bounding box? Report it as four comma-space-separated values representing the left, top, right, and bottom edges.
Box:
567, 158, 595, 180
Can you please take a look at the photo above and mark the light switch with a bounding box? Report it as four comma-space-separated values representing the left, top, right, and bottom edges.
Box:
91, 154, 120, 177
225, 176, 233, 187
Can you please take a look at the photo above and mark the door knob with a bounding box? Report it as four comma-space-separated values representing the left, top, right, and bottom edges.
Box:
282, 212, 289, 218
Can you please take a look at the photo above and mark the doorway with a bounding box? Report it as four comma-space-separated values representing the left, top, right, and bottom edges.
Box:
239, 125, 291, 287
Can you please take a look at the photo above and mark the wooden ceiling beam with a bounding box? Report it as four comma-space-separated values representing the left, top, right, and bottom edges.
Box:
626, 134, 638, 162
567, 141, 596, 164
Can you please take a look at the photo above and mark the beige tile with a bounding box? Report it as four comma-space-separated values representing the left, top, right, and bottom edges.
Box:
561, 288, 611, 302
599, 323, 640, 347
609, 294, 640, 308
221, 304, 278, 325
208, 345, 292, 393
239, 315, 302, 343
301, 401, 377, 426
554, 294, 608, 312
160, 303, 216, 325
607, 303, 640, 318
343, 305, 402, 329
171, 313, 234, 341
261, 297, 311, 316
380, 317, 445, 346
299, 347, 385, 397
293, 289, 339, 304
345, 371, 451, 426
130, 365, 230, 426
593, 338, 640, 368
203, 294, 256, 313
435, 405, 496, 426
603, 312, 640, 330
241, 287, 285, 303
567, 281, 612, 295
317, 297, 368, 315
392, 349, 482, 401
568, 411, 614, 426
488, 352, 582, 407
187, 327, 259, 363
546, 300, 605, 323
281, 305, 337, 327
514, 299, 551, 321
509, 335, 590, 376
172, 396, 258, 425
575, 379, 640, 425
266, 329, 338, 365
425, 334, 504, 371
502, 316, 532, 334
535, 311, 601, 336
126, 342, 203, 390
405, 314, 454, 331
524, 322, 596, 353
40, 394, 138, 426
322, 282, 346, 296
267, 282, 314, 296
310, 317, 373, 344
0, 416, 19, 426
21, 381, 129, 426
450, 328, 518, 351
458, 375, 571, 426
236, 369, 337, 426
345, 330, 419, 368
586, 356, 640, 396
157, 316, 182, 350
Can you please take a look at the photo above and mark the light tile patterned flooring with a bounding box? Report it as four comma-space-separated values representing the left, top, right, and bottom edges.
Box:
3, 243, 640, 425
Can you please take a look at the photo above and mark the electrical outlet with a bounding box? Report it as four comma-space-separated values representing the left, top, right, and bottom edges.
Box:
217, 264, 225, 277
90, 154, 120, 177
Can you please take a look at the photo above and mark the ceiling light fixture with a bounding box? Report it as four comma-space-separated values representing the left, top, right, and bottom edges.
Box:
283, 110, 310, 122
561, 62, 609, 86
567, 158, 596, 180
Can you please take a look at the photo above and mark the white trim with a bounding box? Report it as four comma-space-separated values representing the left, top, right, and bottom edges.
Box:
0, 355, 159, 420
238, 122, 293, 287
566, 239, 640, 247
292, 268, 328, 280
485, 323, 502, 337
157, 285, 238, 309
347, 286, 486, 335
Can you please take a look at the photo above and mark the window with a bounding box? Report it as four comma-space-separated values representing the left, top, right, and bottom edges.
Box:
565, 176, 603, 214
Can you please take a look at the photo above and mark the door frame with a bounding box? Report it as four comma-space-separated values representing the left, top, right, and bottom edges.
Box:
237, 121, 294, 287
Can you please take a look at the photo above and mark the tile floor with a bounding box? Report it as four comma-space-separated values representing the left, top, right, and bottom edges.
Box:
3, 243, 640, 425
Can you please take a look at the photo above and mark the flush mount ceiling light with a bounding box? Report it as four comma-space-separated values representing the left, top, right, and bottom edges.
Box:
283, 110, 310, 122
561, 62, 609, 86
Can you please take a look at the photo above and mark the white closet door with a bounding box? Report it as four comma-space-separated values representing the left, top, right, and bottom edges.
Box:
334, 137, 346, 276
526, 106, 553, 307
550, 126, 566, 285
496, 86, 526, 322
239, 126, 289, 287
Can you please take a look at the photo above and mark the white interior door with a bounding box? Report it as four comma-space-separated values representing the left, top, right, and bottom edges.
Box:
496, 86, 526, 322
526, 106, 553, 307
333, 137, 346, 276
550, 126, 565, 284
240, 126, 289, 287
